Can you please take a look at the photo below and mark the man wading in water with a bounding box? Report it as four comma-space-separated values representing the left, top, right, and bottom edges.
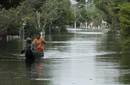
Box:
32, 33, 46, 61
23, 33, 46, 79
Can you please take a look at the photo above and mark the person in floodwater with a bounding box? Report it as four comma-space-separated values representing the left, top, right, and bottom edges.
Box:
25, 37, 35, 67
32, 33, 46, 61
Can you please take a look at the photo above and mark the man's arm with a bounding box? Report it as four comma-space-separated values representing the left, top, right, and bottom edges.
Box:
42, 38, 46, 44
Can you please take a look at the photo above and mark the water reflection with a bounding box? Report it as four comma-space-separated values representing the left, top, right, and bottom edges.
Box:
97, 32, 121, 52
0, 39, 22, 59
26, 58, 43, 80
96, 32, 130, 85
119, 52, 130, 84
0, 32, 130, 85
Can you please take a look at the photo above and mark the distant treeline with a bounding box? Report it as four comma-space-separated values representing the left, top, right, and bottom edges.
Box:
94, 0, 130, 53
0, 0, 75, 38
94, 0, 130, 37
0, 0, 24, 9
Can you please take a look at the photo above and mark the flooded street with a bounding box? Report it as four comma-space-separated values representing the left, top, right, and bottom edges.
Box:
0, 31, 130, 85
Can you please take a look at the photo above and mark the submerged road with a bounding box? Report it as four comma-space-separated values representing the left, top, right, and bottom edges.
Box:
0, 30, 129, 85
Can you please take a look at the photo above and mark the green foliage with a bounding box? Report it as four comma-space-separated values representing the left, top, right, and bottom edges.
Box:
78, 7, 88, 23
0, 0, 74, 35
119, 3, 130, 25
94, 0, 130, 36
121, 37, 130, 53
0, 0, 24, 9
39, 0, 74, 32
0, 8, 21, 34
119, 3, 130, 36
28, 0, 45, 11
94, 0, 130, 55
0, 0, 37, 35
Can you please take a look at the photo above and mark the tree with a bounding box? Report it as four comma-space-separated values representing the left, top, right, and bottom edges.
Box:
0, 0, 75, 36
0, 0, 24, 9
94, 0, 130, 34
40, 0, 74, 33
119, 3, 130, 36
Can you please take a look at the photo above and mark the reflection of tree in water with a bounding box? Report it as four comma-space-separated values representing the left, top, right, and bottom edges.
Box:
45, 33, 74, 50
118, 37, 130, 84
96, 31, 122, 64
98, 33, 130, 84
121, 38, 130, 53
119, 50, 130, 84
0, 39, 21, 58
25, 59, 52, 85
45, 33, 74, 41
97, 31, 121, 52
